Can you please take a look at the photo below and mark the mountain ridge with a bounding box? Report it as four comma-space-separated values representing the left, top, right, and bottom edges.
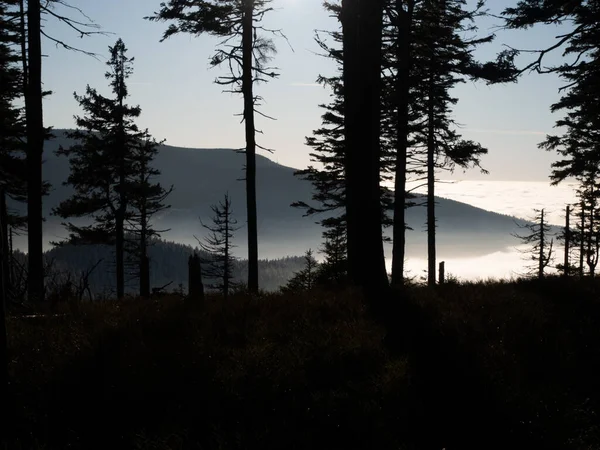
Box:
8, 129, 531, 260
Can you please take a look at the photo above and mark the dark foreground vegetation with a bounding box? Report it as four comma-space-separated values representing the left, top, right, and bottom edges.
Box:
3, 277, 600, 450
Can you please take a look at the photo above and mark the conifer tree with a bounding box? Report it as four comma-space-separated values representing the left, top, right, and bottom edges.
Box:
53, 39, 146, 300
341, 0, 388, 294
0, 0, 27, 211
24, 0, 44, 303
505, 2, 600, 277
281, 249, 319, 293
126, 135, 172, 298
147, 0, 281, 294
196, 193, 240, 299
513, 209, 554, 280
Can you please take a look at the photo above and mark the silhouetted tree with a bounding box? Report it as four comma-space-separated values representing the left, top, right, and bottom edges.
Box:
341, 0, 388, 294
23, 0, 44, 302
505, 2, 600, 276
513, 209, 554, 280
126, 135, 172, 298
281, 248, 319, 293
53, 39, 147, 300
0, 189, 8, 408
196, 193, 240, 299
20, 1, 101, 303
316, 218, 348, 284
294, 3, 393, 284
147, 0, 282, 294
0, 0, 27, 210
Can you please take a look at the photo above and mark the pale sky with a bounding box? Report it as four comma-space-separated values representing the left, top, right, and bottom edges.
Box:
41, 0, 572, 181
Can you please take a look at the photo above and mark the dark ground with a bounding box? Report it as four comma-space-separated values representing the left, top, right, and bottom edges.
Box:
3, 277, 600, 449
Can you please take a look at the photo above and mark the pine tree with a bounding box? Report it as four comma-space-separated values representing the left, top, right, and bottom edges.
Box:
53, 39, 146, 300
513, 208, 554, 280
126, 134, 172, 298
197, 193, 240, 299
147, 0, 281, 294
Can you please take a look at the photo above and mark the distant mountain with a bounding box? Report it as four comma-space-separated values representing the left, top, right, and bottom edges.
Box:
10, 129, 529, 260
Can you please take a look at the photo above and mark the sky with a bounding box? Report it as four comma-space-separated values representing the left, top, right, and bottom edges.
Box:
41, 0, 574, 182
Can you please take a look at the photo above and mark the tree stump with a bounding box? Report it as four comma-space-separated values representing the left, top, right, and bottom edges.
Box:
439, 261, 445, 285
187, 253, 204, 304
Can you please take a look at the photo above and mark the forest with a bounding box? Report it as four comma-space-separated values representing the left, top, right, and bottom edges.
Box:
1, 0, 600, 449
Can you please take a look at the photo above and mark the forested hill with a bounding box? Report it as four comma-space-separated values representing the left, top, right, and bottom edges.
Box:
11, 129, 531, 258
15, 239, 306, 295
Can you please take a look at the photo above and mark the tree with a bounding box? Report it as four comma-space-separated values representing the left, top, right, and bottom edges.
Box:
341, 0, 389, 295
24, 0, 44, 303
20, 0, 101, 303
0, 0, 27, 209
126, 135, 172, 298
196, 193, 240, 299
513, 209, 554, 280
0, 189, 9, 410
504, 2, 600, 277
281, 249, 319, 293
147, 0, 281, 294
53, 38, 146, 300
294, 2, 393, 288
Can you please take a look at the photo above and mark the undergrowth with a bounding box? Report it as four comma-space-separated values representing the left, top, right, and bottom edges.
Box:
3, 277, 600, 449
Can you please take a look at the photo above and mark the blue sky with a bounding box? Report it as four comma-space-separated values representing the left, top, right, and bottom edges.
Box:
42, 0, 572, 181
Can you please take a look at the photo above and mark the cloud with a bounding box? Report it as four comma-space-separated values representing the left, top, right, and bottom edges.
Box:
464, 128, 548, 136
129, 81, 153, 86
289, 82, 322, 88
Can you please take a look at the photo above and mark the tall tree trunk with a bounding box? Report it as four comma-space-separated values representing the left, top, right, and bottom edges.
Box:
564, 205, 570, 277
224, 199, 229, 301
391, 0, 414, 287
115, 213, 125, 299
25, 0, 44, 303
139, 201, 150, 298
580, 201, 585, 278
342, 0, 388, 295
539, 209, 544, 280
426, 77, 436, 287
242, 0, 258, 294
0, 190, 9, 409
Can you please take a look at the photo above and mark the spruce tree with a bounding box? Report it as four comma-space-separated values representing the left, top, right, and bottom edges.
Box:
53, 39, 146, 300
0, 0, 27, 211
341, 0, 389, 294
513, 209, 554, 280
505, 2, 600, 277
126, 134, 172, 298
197, 193, 240, 299
281, 249, 319, 293
147, 0, 281, 294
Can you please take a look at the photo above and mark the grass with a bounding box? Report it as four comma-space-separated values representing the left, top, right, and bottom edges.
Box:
3, 277, 600, 449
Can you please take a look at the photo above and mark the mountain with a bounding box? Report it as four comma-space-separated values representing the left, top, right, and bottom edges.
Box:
10, 129, 528, 260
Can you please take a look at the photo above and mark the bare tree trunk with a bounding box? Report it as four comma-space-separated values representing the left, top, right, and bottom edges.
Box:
564, 205, 570, 277
224, 198, 229, 300
0, 190, 9, 408
580, 201, 585, 278
342, 0, 388, 294
115, 212, 125, 299
242, 0, 259, 294
391, 0, 414, 287
139, 164, 150, 299
25, 0, 44, 303
426, 78, 436, 287
538, 209, 544, 280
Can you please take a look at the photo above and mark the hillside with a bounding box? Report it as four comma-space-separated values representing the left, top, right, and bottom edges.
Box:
11, 130, 529, 258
